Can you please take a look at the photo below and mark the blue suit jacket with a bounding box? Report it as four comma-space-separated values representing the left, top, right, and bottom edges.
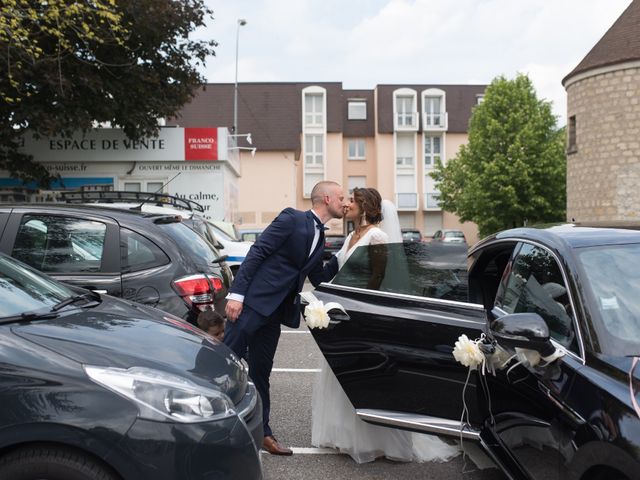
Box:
230, 208, 338, 328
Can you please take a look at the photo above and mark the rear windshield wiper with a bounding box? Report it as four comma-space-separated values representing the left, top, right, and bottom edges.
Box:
50, 291, 101, 312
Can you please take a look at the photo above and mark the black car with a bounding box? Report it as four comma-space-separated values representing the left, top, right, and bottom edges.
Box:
323, 234, 346, 260
0, 204, 232, 324
401, 228, 423, 243
307, 225, 640, 480
0, 253, 262, 480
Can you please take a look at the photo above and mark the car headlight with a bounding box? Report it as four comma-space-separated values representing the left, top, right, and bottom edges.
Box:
84, 365, 235, 423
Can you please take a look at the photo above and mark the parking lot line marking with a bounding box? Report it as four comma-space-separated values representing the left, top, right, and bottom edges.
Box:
261, 447, 338, 455
290, 447, 339, 454
281, 330, 311, 334
272, 368, 321, 372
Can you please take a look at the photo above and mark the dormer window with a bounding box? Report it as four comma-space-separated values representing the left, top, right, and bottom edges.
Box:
304, 93, 324, 126
421, 88, 447, 131
348, 100, 367, 120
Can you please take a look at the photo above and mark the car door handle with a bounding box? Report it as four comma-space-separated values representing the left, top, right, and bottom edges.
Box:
328, 310, 350, 322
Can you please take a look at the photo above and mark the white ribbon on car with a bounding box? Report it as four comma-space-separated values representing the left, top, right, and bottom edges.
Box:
299, 291, 346, 329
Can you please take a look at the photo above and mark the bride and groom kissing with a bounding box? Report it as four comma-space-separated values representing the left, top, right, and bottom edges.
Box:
224, 181, 459, 463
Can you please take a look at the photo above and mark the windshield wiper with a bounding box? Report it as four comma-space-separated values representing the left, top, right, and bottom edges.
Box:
0, 311, 60, 324
50, 291, 101, 312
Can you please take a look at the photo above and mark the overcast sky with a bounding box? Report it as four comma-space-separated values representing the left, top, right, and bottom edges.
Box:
199, 0, 632, 126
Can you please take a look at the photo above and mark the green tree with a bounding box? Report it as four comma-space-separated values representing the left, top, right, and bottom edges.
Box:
0, 0, 216, 184
431, 74, 566, 238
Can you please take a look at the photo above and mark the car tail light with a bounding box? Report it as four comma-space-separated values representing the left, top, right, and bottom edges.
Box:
172, 274, 224, 311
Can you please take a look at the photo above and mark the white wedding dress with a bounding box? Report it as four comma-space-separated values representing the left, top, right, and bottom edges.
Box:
311, 224, 460, 464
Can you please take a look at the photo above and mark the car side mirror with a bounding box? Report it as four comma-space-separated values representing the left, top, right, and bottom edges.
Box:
212, 254, 229, 264
490, 312, 556, 357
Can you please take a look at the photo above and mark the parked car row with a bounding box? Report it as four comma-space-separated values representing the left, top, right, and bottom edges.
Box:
0, 195, 265, 479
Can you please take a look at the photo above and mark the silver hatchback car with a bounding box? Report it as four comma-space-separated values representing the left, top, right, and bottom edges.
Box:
432, 229, 466, 244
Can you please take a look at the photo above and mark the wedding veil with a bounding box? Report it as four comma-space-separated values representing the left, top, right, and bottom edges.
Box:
378, 199, 411, 293
379, 199, 402, 243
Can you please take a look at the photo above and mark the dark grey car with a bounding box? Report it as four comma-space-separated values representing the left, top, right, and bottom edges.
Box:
0, 204, 232, 324
0, 253, 262, 480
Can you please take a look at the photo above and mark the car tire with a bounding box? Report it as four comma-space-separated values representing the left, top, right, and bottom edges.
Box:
0, 445, 118, 480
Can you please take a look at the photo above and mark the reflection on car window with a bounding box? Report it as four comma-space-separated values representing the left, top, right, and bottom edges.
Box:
160, 223, 218, 264
577, 244, 640, 355
495, 243, 576, 351
13, 215, 106, 273
332, 242, 468, 302
120, 228, 169, 273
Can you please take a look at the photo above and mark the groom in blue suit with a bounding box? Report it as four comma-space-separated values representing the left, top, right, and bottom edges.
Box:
224, 181, 345, 455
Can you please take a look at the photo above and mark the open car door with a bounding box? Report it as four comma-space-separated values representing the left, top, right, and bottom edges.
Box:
309, 242, 486, 439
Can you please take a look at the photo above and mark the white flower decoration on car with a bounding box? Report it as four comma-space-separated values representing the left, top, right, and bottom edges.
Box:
452, 334, 485, 369
300, 291, 346, 330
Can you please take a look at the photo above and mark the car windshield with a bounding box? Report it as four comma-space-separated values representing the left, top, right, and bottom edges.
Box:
445, 231, 464, 238
0, 255, 73, 317
159, 222, 220, 265
576, 243, 640, 356
208, 223, 235, 242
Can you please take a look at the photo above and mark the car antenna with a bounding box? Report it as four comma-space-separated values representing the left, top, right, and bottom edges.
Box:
132, 172, 182, 211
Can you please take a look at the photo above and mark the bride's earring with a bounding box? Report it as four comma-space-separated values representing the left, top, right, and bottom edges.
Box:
360, 213, 368, 227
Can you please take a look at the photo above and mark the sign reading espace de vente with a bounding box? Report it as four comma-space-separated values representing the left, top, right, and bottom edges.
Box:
21, 127, 227, 162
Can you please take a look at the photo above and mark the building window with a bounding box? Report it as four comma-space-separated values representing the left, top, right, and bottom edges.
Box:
424, 134, 442, 168
568, 115, 577, 154
348, 176, 366, 192
348, 139, 366, 160
476, 94, 485, 104
123, 181, 165, 193
348, 101, 367, 120
396, 156, 414, 168
423, 96, 443, 127
396, 96, 415, 127
304, 93, 324, 126
305, 134, 324, 166
396, 133, 414, 169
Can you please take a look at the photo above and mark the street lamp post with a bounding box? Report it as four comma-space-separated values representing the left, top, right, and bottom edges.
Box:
233, 18, 247, 134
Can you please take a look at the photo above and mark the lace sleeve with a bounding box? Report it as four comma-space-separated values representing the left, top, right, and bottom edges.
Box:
369, 227, 389, 245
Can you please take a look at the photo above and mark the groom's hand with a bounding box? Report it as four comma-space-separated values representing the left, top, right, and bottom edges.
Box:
225, 299, 243, 322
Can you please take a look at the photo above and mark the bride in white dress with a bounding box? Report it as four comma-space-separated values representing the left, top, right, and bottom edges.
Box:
311, 188, 460, 464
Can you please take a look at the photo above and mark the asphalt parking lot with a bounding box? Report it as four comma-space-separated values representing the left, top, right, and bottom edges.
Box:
260, 318, 508, 480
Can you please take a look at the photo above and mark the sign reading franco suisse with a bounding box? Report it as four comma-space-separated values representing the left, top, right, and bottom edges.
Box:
184, 128, 218, 161
21, 127, 228, 162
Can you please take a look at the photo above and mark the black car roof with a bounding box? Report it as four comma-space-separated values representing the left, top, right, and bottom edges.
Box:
476, 223, 640, 252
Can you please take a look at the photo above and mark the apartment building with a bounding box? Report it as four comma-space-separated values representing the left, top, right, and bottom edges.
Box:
169, 82, 486, 243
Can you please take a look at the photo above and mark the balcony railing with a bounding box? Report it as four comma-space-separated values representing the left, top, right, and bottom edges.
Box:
394, 112, 419, 131
422, 112, 448, 131
424, 192, 441, 210
396, 192, 418, 209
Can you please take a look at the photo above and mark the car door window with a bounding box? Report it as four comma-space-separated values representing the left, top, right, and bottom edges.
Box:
120, 228, 169, 273
332, 242, 469, 302
12, 215, 106, 273
494, 243, 576, 351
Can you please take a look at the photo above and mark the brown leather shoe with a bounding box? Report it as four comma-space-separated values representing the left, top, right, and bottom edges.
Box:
262, 435, 293, 456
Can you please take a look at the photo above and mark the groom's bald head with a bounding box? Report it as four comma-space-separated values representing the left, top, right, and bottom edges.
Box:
310, 181, 341, 206
310, 181, 345, 222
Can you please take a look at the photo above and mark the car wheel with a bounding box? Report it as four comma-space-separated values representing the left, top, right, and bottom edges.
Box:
0, 445, 118, 480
